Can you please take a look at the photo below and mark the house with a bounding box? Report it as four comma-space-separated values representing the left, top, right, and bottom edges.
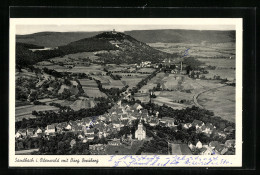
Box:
85, 128, 95, 136
69, 120, 78, 127
98, 115, 107, 122
70, 139, 76, 148
201, 123, 215, 134
218, 131, 227, 138
149, 119, 158, 126
188, 143, 195, 151
46, 124, 55, 134
75, 120, 83, 126
56, 122, 67, 132
17, 129, 27, 137
209, 141, 220, 149
196, 141, 203, 149
133, 103, 143, 110
65, 124, 72, 130
36, 128, 42, 135
15, 131, 22, 139
182, 123, 192, 129
200, 145, 213, 155
72, 125, 82, 132
192, 120, 205, 129
87, 134, 95, 141
82, 138, 88, 143
215, 144, 229, 155
225, 140, 235, 148
78, 134, 84, 139
108, 139, 121, 146
224, 126, 235, 133
121, 114, 129, 121
121, 120, 129, 127
26, 128, 34, 136
171, 144, 192, 155
113, 121, 121, 129
81, 118, 91, 126
89, 144, 105, 151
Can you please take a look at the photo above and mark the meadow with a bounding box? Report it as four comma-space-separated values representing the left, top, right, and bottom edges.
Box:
148, 42, 235, 59
15, 104, 59, 121
197, 86, 235, 122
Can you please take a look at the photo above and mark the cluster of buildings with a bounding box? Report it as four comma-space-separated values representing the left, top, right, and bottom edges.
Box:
15, 100, 235, 155
15, 101, 153, 142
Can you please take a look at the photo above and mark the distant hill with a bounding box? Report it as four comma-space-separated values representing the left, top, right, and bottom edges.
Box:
16, 31, 174, 68
16, 32, 101, 47
16, 29, 235, 48
125, 29, 235, 44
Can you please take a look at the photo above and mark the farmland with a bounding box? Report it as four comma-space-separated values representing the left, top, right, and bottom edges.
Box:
197, 58, 236, 81
134, 63, 235, 120
148, 42, 235, 59
15, 104, 59, 121
197, 85, 235, 122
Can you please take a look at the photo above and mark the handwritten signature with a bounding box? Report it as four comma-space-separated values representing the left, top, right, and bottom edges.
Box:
108, 155, 232, 167
182, 48, 190, 57
87, 116, 97, 129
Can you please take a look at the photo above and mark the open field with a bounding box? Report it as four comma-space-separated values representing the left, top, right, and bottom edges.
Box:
135, 72, 234, 115
204, 69, 235, 81
103, 80, 125, 89
152, 97, 188, 109
83, 88, 107, 98
67, 66, 105, 75
50, 52, 100, 62
197, 86, 235, 122
197, 58, 235, 68
79, 79, 98, 87
15, 104, 59, 121
121, 77, 143, 89
149, 42, 235, 59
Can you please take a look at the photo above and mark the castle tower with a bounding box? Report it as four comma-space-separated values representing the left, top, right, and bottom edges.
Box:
112, 29, 116, 34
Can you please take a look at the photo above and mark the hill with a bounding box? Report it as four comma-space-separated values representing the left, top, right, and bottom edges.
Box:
125, 29, 235, 44
16, 32, 101, 47
16, 30, 235, 48
87, 31, 174, 64
16, 31, 174, 68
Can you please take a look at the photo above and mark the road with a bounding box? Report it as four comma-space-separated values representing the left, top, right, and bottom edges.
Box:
193, 84, 227, 109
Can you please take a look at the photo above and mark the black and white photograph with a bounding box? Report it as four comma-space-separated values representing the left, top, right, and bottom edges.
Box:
9, 18, 242, 167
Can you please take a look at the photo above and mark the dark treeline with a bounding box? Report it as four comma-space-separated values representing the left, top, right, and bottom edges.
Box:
130, 70, 159, 95
38, 132, 90, 155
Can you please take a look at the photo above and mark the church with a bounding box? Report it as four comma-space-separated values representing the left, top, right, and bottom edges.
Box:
135, 121, 146, 140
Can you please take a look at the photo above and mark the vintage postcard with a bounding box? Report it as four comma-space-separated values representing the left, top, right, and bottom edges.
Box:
9, 18, 242, 167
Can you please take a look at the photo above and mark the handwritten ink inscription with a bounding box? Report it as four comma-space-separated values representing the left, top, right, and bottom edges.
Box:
108, 155, 233, 167
182, 48, 190, 57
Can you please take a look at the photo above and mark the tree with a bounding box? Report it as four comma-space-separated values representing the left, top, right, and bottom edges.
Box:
177, 124, 182, 131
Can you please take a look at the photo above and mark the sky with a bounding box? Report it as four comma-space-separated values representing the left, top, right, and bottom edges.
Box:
16, 25, 236, 35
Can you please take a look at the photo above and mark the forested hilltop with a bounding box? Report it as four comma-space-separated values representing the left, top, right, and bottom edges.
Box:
16, 29, 235, 48
16, 31, 175, 69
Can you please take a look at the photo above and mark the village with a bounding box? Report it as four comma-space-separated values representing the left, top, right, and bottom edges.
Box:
15, 96, 235, 155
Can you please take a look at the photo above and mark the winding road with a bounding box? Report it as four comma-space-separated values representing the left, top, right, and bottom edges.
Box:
193, 84, 227, 109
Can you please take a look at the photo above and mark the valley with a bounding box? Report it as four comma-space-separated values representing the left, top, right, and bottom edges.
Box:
15, 30, 236, 155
